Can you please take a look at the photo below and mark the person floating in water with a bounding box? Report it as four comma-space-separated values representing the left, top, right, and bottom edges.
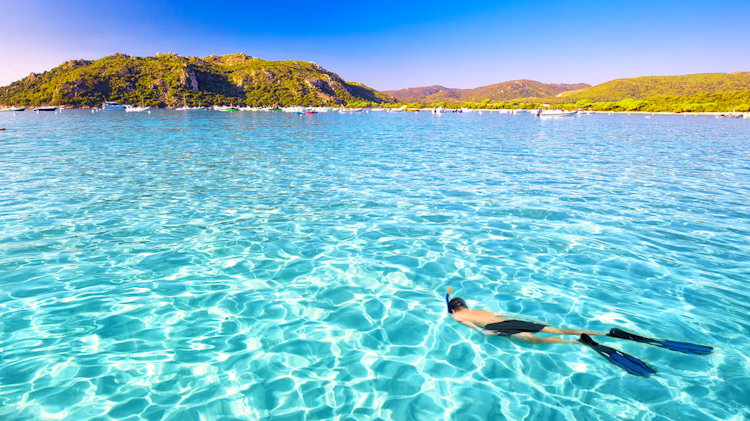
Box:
445, 288, 712, 377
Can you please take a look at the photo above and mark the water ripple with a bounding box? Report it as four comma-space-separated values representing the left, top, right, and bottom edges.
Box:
0, 111, 748, 420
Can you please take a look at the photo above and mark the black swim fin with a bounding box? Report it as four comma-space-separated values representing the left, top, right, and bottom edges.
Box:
608, 328, 713, 355
579, 334, 656, 377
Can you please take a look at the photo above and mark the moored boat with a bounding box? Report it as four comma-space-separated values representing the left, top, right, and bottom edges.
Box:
537, 109, 577, 117
0, 106, 26, 112
715, 113, 743, 119
35, 106, 58, 112
102, 101, 127, 111
125, 105, 150, 112
213, 105, 239, 112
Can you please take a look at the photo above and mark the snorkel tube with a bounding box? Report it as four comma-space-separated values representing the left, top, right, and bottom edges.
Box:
446, 287, 453, 313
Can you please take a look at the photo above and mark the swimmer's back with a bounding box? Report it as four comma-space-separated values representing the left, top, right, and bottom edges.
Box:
452, 308, 506, 327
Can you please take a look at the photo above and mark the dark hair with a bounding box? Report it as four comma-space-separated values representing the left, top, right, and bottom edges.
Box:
449, 297, 467, 313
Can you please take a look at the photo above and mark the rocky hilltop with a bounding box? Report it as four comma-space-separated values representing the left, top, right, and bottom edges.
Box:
386, 80, 590, 104
0, 53, 397, 107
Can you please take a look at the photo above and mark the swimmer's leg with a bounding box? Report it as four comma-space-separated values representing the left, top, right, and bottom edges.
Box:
511, 332, 579, 345
540, 326, 605, 336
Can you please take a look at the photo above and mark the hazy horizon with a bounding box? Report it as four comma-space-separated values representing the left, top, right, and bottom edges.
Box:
1, 1, 749, 90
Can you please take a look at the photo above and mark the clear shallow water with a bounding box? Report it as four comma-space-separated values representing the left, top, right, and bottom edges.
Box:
0, 110, 748, 420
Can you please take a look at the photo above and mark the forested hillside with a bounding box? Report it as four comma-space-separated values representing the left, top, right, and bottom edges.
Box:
0, 53, 396, 107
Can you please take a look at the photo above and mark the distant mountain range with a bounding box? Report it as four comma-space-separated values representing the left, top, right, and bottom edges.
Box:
384, 73, 750, 111
1, 53, 749, 111
385, 80, 591, 103
0, 53, 397, 108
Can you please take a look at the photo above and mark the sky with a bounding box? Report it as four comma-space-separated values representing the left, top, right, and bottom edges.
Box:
1, 0, 749, 90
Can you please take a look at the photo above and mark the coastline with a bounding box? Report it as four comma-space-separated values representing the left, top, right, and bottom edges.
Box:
2, 105, 748, 118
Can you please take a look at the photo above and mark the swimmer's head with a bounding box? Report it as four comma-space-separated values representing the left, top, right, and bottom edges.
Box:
448, 297, 468, 313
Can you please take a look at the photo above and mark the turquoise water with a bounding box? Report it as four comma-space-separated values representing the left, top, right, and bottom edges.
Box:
0, 110, 748, 420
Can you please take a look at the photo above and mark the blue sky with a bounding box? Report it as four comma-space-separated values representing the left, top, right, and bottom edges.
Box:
1, 1, 749, 90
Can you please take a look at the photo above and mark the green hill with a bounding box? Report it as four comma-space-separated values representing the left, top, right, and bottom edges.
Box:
556, 72, 750, 102
385, 80, 589, 104
0, 53, 397, 108
545, 72, 750, 112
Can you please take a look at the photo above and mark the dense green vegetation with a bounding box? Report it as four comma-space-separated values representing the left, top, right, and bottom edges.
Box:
556, 91, 750, 112
556, 72, 750, 102
0, 53, 396, 108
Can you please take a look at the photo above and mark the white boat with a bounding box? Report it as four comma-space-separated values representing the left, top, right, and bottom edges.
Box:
213, 105, 239, 112
0, 106, 26, 112
715, 113, 743, 119
432, 106, 445, 114
538, 110, 577, 117
102, 101, 127, 111
282, 106, 305, 113
339, 107, 363, 113
125, 105, 150, 112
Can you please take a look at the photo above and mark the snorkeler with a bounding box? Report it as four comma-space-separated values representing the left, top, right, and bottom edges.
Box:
446, 288, 712, 377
